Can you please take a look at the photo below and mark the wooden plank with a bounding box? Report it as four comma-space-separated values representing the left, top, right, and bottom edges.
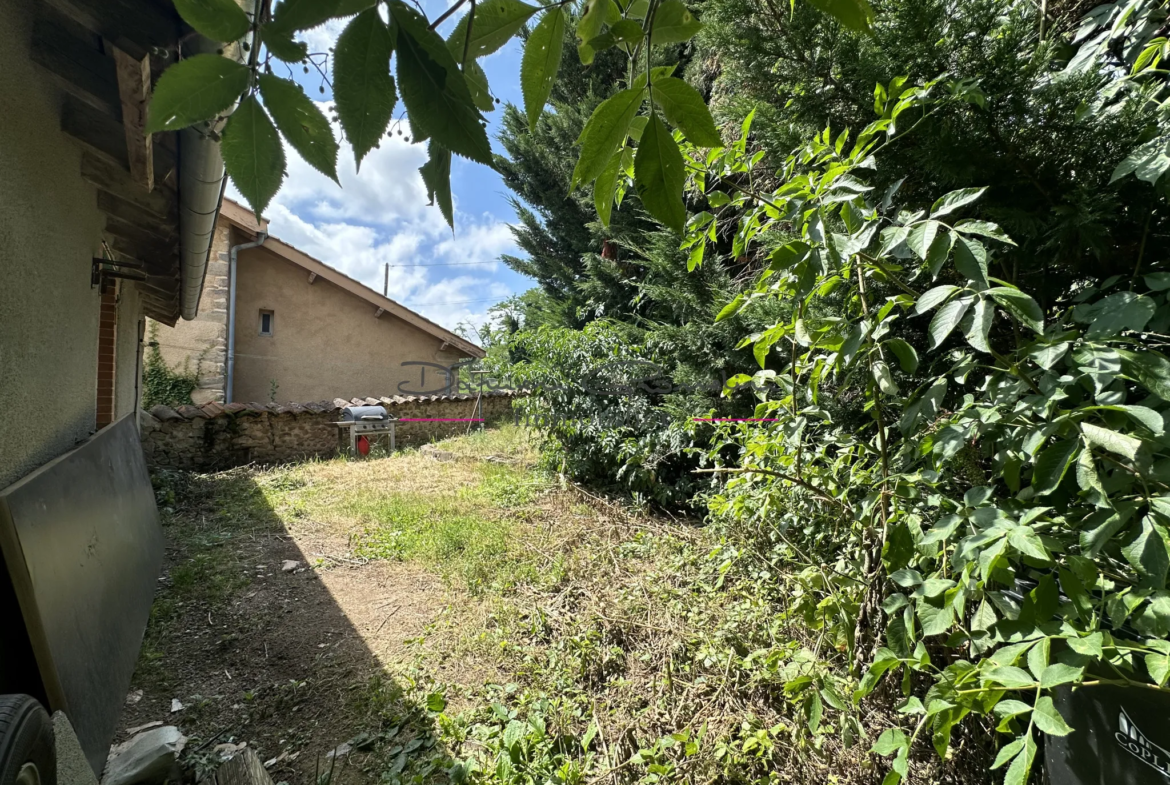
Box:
31, 6, 120, 115
80, 153, 176, 220
112, 48, 153, 191
61, 94, 176, 178
97, 191, 179, 243
105, 214, 178, 260
61, 94, 126, 166
206, 749, 275, 785
43, 0, 179, 61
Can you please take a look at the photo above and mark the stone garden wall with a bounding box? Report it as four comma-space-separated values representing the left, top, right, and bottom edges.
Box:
139, 392, 519, 470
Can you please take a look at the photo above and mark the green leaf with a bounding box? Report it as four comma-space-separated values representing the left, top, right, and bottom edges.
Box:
994, 700, 1033, 720
1147, 651, 1170, 687
930, 186, 987, 219
1121, 516, 1169, 589
918, 601, 954, 636
872, 728, 908, 756
1117, 348, 1170, 400
1080, 422, 1142, 461
650, 77, 722, 147
1004, 734, 1036, 785
1079, 508, 1135, 557
426, 691, 447, 712
174, 0, 250, 42
954, 219, 1016, 245
146, 54, 249, 133
986, 287, 1043, 333
805, 690, 823, 733
1038, 664, 1083, 689
987, 665, 1035, 689
886, 614, 912, 659
258, 74, 339, 183
1081, 291, 1156, 339
885, 338, 918, 374
261, 26, 310, 62
873, 360, 898, 395
915, 284, 958, 314
575, 0, 613, 62
647, 0, 702, 45
447, 0, 539, 60
1008, 526, 1051, 562
804, 0, 874, 32
419, 142, 453, 229
594, 148, 624, 228
906, 221, 940, 261
925, 231, 953, 277
715, 294, 744, 322
953, 236, 988, 289
269, 0, 343, 33
221, 94, 286, 218
635, 114, 686, 233
964, 296, 993, 353
333, 8, 396, 170
992, 738, 1025, 769
572, 87, 645, 188
1106, 405, 1165, 435
927, 294, 973, 350
1032, 439, 1079, 496
393, 2, 492, 164
463, 59, 496, 112
335, 0, 377, 13
521, 9, 565, 131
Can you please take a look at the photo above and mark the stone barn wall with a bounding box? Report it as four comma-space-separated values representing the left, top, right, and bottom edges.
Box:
139, 392, 519, 470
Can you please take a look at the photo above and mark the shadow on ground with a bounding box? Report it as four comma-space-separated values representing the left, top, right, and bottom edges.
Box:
117, 468, 454, 785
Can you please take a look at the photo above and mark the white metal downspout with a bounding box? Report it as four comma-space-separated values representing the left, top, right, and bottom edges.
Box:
225, 232, 267, 402
177, 0, 259, 321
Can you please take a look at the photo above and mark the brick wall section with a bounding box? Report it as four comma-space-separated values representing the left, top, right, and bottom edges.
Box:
96, 283, 118, 429
139, 391, 520, 469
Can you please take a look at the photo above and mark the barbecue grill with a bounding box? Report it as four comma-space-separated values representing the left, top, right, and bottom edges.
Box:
337, 405, 397, 457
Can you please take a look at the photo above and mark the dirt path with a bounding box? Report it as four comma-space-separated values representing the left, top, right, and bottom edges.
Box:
118, 516, 448, 785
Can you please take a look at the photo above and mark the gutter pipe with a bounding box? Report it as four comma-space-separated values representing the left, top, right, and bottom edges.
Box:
177, 0, 259, 321
226, 231, 267, 402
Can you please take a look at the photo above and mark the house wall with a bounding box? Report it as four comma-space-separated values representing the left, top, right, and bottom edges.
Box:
149, 220, 233, 404
231, 245, 472, 403
0, 0, 108, 488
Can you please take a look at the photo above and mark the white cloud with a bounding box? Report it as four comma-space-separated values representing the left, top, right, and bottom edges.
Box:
220, 11, 524, 334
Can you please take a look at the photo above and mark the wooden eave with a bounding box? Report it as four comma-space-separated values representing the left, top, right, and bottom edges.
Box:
32, 0, 188, 325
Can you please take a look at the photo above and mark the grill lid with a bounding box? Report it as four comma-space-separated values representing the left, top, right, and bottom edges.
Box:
341, 405, 389, 422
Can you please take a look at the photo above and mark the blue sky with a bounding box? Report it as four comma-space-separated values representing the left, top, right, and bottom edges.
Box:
226, 4, 536, 338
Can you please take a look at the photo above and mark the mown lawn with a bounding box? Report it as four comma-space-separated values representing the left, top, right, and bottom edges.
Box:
122, 425, 962, 785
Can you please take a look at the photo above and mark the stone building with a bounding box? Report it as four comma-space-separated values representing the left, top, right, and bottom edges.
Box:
151, 198, 485, 405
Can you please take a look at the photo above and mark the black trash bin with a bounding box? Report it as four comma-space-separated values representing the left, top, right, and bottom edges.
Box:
1044, 682, 1170, 783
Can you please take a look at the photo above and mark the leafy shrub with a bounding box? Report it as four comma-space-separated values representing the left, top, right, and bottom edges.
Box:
694, 69, 1170, 784
142, 331, 198, 409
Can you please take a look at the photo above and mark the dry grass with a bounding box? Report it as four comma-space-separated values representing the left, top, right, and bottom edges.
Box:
127, 425, 968, 785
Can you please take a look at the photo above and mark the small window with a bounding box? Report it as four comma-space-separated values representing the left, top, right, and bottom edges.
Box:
259, 310, 274, 336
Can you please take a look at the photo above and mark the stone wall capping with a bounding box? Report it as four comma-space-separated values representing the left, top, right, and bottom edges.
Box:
142, 391, 520, 470
150, 405, 184, 422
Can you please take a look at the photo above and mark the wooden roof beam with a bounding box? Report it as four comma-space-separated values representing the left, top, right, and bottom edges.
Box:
111, 48, 153, 191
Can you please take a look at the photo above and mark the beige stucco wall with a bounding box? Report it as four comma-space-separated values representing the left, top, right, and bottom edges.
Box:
148, 221, 233, 403
0, 0, 108, 488
232, 245, 473, 403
